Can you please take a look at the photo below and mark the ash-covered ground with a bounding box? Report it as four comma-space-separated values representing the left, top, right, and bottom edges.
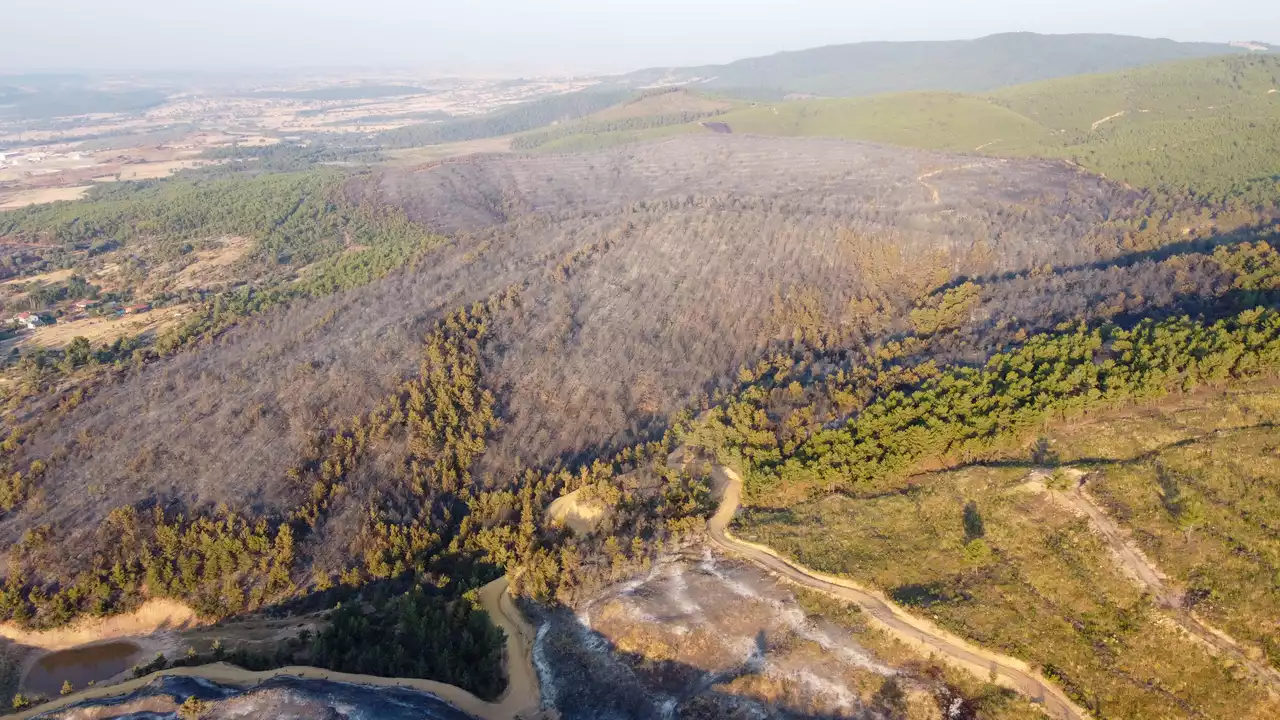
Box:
533, 547, 963, 719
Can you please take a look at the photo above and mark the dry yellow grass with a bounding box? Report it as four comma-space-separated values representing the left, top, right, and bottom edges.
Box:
0, 305, 192, 351
1, 269, 76, 288
0, 186, 90, 210
382, 136, 513, 166
168, 237, 251, 290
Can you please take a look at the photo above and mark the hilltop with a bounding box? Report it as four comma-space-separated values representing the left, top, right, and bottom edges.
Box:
561, 54, 1280, 198
610, 32, 1274, 99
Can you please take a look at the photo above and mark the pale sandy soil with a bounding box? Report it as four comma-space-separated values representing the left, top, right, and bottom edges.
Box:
2, 600, 202, 696
544, 488, 606, 535
1090, 110, 1128, 130
0, 600, 200, 652
0, 187, 90, 210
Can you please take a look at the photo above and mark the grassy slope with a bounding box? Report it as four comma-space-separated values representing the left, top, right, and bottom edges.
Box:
679, 54, 1280, 195
737, 382, 1280, 718
710, 92, 1049, 152
990, 54, 1280, 192
1043, 385, 1280, 671
466, 55, 1280, 191
586, 88, 734, 121
529, 123, 703, 154
513, 88, 741, 153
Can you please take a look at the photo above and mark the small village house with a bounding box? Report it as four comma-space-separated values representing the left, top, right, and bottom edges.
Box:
10, 312, 43, 330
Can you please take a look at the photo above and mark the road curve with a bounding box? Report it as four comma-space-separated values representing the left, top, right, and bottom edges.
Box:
708, 465, 1089, 720
15, 576, 541, 720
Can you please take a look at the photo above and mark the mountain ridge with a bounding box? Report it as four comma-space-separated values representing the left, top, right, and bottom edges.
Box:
610, 32, 1276, 99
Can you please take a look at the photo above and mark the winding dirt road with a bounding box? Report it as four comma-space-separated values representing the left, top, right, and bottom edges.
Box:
1027, 470, 1280, 694
708, 465, 1089, 720
915, 162, 998, 205
15, 577, 541, 720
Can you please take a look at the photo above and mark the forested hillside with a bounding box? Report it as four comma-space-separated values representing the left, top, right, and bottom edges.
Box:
611, 32, 1272, 99
0, 132, 1185, 665
609, 54, 1280, 201
509, 87, 736, 151
4, 43, 1280, 717
4, 136, 1137, 548
373, 90, 630, 149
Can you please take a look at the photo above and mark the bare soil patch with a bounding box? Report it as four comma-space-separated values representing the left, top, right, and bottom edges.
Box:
168, 237, 252, 290
12, 577, 539, 720
0, 600, 200, 652
92, 160, 207, 182
0, 187, 90, 210
544, 488, 606, 535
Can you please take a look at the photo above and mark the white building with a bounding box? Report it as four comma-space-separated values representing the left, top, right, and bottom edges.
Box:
11, 313, 43, 330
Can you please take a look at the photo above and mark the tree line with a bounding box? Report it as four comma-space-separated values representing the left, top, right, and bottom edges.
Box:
694, 304, 1280, 499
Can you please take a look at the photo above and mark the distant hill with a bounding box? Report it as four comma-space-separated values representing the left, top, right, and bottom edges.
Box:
509, 87, 739, 152
373, 89, 632, 149
611, 32, 1275, 99
563, 54, 1280, 198
0, 87, 169, 121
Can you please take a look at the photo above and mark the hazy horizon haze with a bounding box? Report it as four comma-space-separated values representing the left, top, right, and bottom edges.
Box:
2, 0, 1277, 76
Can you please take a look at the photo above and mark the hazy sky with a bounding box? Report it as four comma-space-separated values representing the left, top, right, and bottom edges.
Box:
4, 0, 1277, 75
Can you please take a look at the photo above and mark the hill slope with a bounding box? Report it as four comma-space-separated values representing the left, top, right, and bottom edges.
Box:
507, 87, 737, 152
613, 32, 1273, 99
655, 54, 1280, 197
0, 136, 1145, 614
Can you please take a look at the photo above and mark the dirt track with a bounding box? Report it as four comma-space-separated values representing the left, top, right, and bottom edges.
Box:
14, 577, 541, 720
1026, 469, 1280, 694
708, 465, 1089, 720
915, 161, 998, 204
